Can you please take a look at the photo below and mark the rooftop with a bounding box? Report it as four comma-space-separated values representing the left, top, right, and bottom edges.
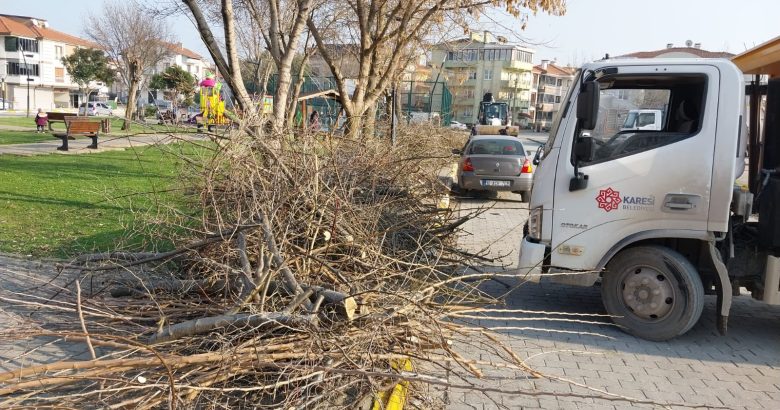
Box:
534, 62, 576, 77
165, 42, 203, 60
0, 14, 97, 48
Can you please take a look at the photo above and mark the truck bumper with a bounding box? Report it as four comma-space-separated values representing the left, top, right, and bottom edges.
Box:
518, 237, 547, 283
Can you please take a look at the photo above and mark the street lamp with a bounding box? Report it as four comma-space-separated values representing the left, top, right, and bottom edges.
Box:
19, 41, 33, 117
0, 76, 5, 110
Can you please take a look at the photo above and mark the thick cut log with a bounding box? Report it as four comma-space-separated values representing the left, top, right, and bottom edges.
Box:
147, 312, 312, 345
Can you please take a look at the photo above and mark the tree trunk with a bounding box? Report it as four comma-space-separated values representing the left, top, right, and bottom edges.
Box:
124, 79, 139, 131
363, 102, 377, 138
272, 63, 293, 131
344, 112, 363, 139
286, 78, 305, 128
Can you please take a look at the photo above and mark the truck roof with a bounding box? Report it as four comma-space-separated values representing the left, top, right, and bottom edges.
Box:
582, 58, 741, 72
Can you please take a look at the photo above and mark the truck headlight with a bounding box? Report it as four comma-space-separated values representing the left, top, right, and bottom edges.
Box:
527, 206, 542, 241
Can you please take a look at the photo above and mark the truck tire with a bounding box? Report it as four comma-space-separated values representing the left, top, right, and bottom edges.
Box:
601, 245, 704, 341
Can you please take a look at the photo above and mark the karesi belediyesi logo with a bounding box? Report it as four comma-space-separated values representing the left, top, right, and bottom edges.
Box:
596, 187, 621, 212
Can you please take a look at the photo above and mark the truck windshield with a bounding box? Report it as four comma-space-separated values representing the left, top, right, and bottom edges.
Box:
485, 103, 507, 123
622, 111, 638, 128
543, 69, 581, 156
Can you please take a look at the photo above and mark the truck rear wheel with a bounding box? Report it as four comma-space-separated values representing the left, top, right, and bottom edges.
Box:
601, 245, 704, 341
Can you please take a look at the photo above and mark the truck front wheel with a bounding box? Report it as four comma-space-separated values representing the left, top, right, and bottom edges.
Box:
601, 246, 704, 341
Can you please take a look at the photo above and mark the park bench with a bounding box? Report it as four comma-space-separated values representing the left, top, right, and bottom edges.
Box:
46, 112, 75, 131
54, 118, 101, 151
158, 110, 177, 125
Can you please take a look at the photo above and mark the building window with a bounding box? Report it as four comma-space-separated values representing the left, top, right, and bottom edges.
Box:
557, 78, 562, 86
4, 37, 39, 53
7, 62, 40, 77
55, 67, 64, 82
484, 69, 492, 80
468, 71, 477, 80
555, 95, 561, 103
55, 46, 63, 59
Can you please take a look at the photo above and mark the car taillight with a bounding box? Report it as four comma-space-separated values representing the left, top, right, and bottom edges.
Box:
462, 157, 474, 172
521, 158, 533, 174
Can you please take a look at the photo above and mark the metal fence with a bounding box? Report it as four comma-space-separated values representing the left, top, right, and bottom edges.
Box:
398, 80, 453, 126
257, 75, 452, 129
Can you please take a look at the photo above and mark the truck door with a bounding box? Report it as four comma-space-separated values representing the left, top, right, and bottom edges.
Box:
551, 65, 720, 271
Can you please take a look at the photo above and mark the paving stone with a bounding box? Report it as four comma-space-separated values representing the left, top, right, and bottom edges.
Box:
6, 165, 779, 410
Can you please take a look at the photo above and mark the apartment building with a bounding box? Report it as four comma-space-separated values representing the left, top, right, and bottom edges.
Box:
431, 32, 535, 126
530, 60, 575, 131
0, 14, 99, 111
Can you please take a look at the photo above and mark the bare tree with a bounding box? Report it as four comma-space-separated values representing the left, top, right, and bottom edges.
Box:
307, 0, 567, 137
182, 0, 316, 129
87, 1, 173, 131
181, 0, 254, 117
243, 0, 316, 130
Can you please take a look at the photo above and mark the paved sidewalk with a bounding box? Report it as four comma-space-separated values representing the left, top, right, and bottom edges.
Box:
0, 133, 207, 156
447, 192, 780, 409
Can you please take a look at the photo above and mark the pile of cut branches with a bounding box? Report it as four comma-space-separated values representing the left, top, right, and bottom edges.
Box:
0, 123, 534, 409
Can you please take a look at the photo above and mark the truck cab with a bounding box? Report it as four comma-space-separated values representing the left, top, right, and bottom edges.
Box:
518, 59, 758, 341
620, 109, 664, 131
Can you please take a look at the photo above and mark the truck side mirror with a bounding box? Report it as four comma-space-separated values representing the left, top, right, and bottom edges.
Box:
573, 134, 595, 163
532, 145, 543, 165
570, 133, 595, 192
577, 81, 600, 130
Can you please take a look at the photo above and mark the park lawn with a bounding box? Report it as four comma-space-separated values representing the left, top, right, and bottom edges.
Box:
0, 130, 57, 145
0, 144, 202, 257
0, 115, 39, 128
0, 116, 199, 136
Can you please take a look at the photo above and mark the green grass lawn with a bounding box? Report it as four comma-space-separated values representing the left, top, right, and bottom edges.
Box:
0, 130, 57, 145
0, 115, 199, 136
0, 144, 202, 257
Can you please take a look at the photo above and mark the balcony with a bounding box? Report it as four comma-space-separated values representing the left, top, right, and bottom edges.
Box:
499, 79, 531, 90
510, 100, 530, 109
537, 103, 554, 112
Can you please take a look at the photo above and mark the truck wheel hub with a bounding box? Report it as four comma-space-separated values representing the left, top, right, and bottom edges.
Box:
622, 268, 673, 319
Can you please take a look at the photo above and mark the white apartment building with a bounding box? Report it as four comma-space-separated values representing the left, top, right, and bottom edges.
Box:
431, 31, 535, 126
0, 14, 100, 111
530, 60, 575, 131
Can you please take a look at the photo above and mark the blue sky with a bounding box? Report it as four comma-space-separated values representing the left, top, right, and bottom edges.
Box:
2, 0, 778, 66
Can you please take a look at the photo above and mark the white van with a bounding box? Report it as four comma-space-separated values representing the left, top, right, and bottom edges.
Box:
620, 109, 663, 131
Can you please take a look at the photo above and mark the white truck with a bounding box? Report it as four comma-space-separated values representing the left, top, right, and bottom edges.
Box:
620, 109, 663, 131
518, 58, 780, 341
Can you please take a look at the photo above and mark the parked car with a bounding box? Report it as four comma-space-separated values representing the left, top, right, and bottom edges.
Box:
452, 135, 534, 202
0, 98, 9, 110
78, 102, 112, 116
449, 121, 468, 131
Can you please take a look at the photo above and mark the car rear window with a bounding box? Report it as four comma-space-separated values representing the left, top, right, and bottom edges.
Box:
468, 139, 525, 156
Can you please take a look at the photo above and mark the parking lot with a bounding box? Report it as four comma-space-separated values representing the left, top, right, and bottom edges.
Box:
445, 135, 780, 409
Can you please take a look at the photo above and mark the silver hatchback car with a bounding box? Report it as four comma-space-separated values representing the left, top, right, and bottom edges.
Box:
453, 135, 534, 201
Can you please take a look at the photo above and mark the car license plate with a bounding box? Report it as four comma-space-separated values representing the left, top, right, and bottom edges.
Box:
481, 180, 510, 187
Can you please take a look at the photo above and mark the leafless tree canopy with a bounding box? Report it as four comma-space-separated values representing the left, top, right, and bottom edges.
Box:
306, 0, 567, 136
87, 0, 174, 130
